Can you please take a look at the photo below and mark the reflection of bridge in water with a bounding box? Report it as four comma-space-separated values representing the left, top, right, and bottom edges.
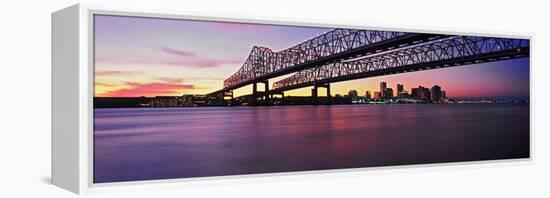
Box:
208, 28, 530, 106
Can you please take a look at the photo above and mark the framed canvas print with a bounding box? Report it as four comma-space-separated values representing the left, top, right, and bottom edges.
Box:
52, 4, 532, 194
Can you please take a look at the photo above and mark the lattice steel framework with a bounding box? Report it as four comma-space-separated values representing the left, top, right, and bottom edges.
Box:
223, 29, 412, 89
272, 36, 529, 92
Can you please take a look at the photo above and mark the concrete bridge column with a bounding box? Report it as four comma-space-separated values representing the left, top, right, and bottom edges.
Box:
262, 80, 269, 105
252, 83, 258, 96
251, 82, 258, 106
326, 83, 332, 105
312, 82, 331, 105
218, 92, 224, 105
311, 86, 318, 105
251, 80, 269, 106
223, 90, 234, 106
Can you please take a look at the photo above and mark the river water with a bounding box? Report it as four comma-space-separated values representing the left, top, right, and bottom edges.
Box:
93, 104, 529, 183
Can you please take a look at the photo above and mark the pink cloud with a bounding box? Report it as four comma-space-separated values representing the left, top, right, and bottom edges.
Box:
157, 46, 241, 68
160, 47, 196, 57
156, 59, 242, 68
154, 77, 184, 84
99, 81, 197, 97
96, 46, 241, 69
94, 82, 118, 87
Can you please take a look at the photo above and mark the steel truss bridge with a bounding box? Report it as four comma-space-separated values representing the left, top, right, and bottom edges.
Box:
208, 28, 529, 105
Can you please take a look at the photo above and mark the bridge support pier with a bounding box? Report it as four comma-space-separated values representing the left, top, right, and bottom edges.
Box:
251, 80, 269, 106
223, 90, 234, 106
311, 87, 318, 105
312, 82, 331, 105
216, 90, 234, 106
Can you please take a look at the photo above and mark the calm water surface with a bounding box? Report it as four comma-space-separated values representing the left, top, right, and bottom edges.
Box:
94, 104, 529, 183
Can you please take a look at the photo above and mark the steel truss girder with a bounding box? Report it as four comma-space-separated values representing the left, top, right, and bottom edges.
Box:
223, 29, 412, 89
272, 36, 529, 92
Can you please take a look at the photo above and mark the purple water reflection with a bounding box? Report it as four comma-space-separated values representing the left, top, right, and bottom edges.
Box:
94, 104, 529, 183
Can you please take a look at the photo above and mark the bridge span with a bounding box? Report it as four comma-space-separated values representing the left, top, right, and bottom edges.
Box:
271, 36, 529, 96
208, 29, 444, 97
208, 28, 529, 106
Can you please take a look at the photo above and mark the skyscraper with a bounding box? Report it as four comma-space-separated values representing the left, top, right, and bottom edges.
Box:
397, 83, 404, 94
431, 85, 442, 101
411, 86, 430, 100
385, 88, 394, 99
380, 82, 387, 97
365, 91, 371, 99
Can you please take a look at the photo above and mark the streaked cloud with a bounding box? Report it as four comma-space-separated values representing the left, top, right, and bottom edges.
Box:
99, 81, 197, 97
95, 46, 242, 69
155, 59, 241, 68
154, 77, 184, 84
160, 47, 196, 57
94, 82, 119, 87
157, 46, 241, 68
95, 70, 144, 76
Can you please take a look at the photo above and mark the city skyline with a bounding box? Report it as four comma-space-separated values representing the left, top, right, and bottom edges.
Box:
94, 15, 530, 99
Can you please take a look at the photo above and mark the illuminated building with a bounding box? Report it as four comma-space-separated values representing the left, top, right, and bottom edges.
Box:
152, 96, 181, 107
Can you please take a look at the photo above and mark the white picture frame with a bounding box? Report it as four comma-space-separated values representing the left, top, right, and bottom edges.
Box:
52, 3, 534, 194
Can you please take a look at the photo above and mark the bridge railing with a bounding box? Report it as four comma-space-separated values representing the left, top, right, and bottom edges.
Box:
223, 29, 409, 89
272, 36, 529, 90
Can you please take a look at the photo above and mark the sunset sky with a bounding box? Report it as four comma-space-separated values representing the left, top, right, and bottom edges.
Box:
94, 15, 530, 99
